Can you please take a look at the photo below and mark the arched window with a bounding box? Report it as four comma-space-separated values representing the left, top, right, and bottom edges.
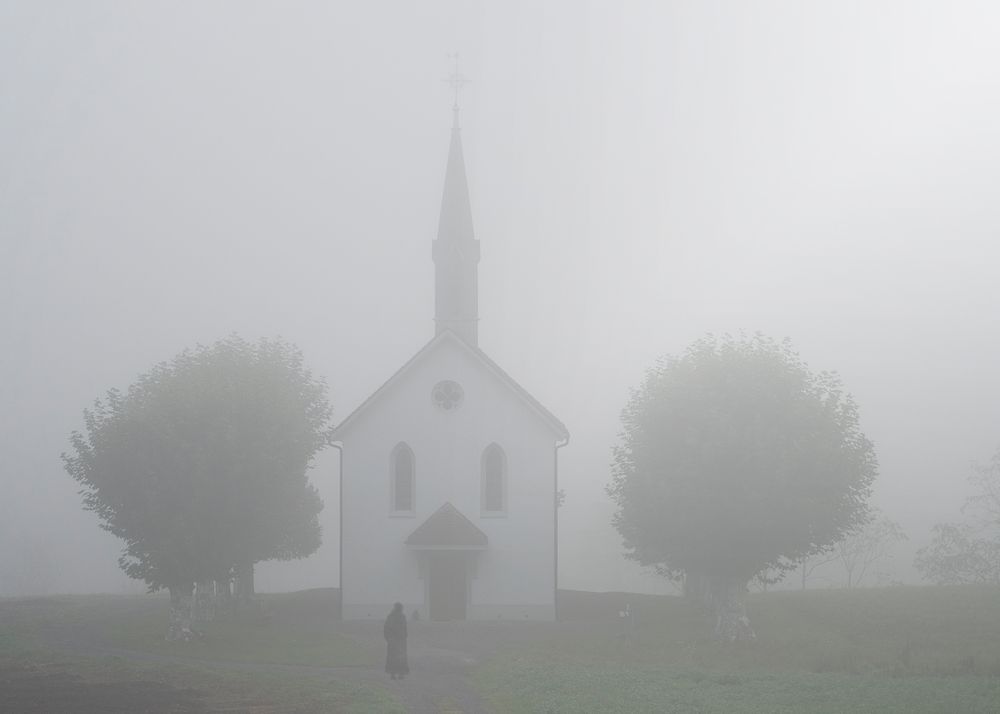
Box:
481, 443, 506, 515
391, 443, 415, 514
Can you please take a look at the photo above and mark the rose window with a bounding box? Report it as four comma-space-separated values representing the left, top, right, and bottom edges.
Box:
431, 380, 464, 411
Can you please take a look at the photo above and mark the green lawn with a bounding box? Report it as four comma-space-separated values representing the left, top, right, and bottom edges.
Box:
476, 586, 1000, 713
4, 586, 1000, 713
106, 596, 378, 668
0, 589, 377, 668
476, 660, 1000, 714
0, 648, 401, 714
0, 591, 401, 713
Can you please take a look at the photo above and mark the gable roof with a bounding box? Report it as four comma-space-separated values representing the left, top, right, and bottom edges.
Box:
405, 502, 488, 549
332, 330, 569, 440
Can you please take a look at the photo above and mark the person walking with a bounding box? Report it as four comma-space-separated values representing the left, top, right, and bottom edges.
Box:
383, 602, 409, 680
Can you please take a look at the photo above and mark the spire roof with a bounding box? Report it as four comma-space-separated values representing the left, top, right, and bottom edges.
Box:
432, 70, 480, 345
437, 126, 475, 244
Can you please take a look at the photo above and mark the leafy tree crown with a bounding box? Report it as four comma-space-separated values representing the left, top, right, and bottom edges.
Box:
608, 333, 877, 582
63, 335, 333, 591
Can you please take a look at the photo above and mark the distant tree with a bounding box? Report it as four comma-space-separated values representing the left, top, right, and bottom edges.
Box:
835, 510, 907, 588
63, 336, 332, 640
796, 548, 839, 590
915, 449, 1000, 585
608, 334, 877, 640
749, 566, 783, 593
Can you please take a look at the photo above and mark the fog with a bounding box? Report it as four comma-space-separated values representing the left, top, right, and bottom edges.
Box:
2, 1, 999, 597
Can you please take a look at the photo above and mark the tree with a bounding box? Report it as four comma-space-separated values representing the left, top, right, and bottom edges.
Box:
608, 333, 877, 640
63, 335, 332, 640
835, 510, 907, 588
796, 548, 839, 590
915, 449, 1000, 585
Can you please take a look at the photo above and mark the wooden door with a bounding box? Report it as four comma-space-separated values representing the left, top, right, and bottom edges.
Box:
428, 552, 467, 621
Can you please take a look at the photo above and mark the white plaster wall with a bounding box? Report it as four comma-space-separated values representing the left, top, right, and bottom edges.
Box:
339, 337, 559, 620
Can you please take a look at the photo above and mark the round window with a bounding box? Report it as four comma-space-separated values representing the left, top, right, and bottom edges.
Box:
431, 380, 464, 411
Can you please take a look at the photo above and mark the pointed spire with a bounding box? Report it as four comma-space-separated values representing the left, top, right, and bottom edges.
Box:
432, 76, 480, 346
437, 126, 475, 245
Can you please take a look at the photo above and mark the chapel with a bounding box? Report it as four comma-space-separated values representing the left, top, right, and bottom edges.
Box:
333, 106, 569, 621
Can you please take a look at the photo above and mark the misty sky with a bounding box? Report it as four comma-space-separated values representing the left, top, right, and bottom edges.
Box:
2, 1, 999, 595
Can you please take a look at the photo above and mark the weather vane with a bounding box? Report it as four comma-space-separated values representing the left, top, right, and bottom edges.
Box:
444, 52, 470, 128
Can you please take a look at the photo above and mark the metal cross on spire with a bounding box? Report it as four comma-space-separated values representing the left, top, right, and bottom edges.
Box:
444, 52, 470, 128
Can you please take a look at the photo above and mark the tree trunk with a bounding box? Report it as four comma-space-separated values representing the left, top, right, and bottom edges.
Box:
683, 572, 708, 601
235, 560, 255, 612
166, 583, 195, 642
215, 578, 234, 619
703, 574, 756, 642
194, 580, 215, 623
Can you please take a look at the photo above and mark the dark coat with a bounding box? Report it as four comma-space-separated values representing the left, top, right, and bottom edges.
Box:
383, 608, 409, 676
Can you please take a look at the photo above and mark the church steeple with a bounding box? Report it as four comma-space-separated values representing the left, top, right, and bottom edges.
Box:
432, 77, 480, 345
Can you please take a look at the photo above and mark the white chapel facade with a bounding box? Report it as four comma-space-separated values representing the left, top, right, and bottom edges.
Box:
334, 112, 569, 621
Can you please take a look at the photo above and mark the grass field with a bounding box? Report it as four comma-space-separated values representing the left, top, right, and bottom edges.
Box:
477, 586, 1000, 713
2, 585, 999, 712
475, 660, 1000, 713
105, 591, 378, 668
0, 592, 400, 713
0, 648, 400, 714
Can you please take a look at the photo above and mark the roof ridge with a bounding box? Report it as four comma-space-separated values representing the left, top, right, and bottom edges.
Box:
332, 330, 568, 441
405, 501, 488, 549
